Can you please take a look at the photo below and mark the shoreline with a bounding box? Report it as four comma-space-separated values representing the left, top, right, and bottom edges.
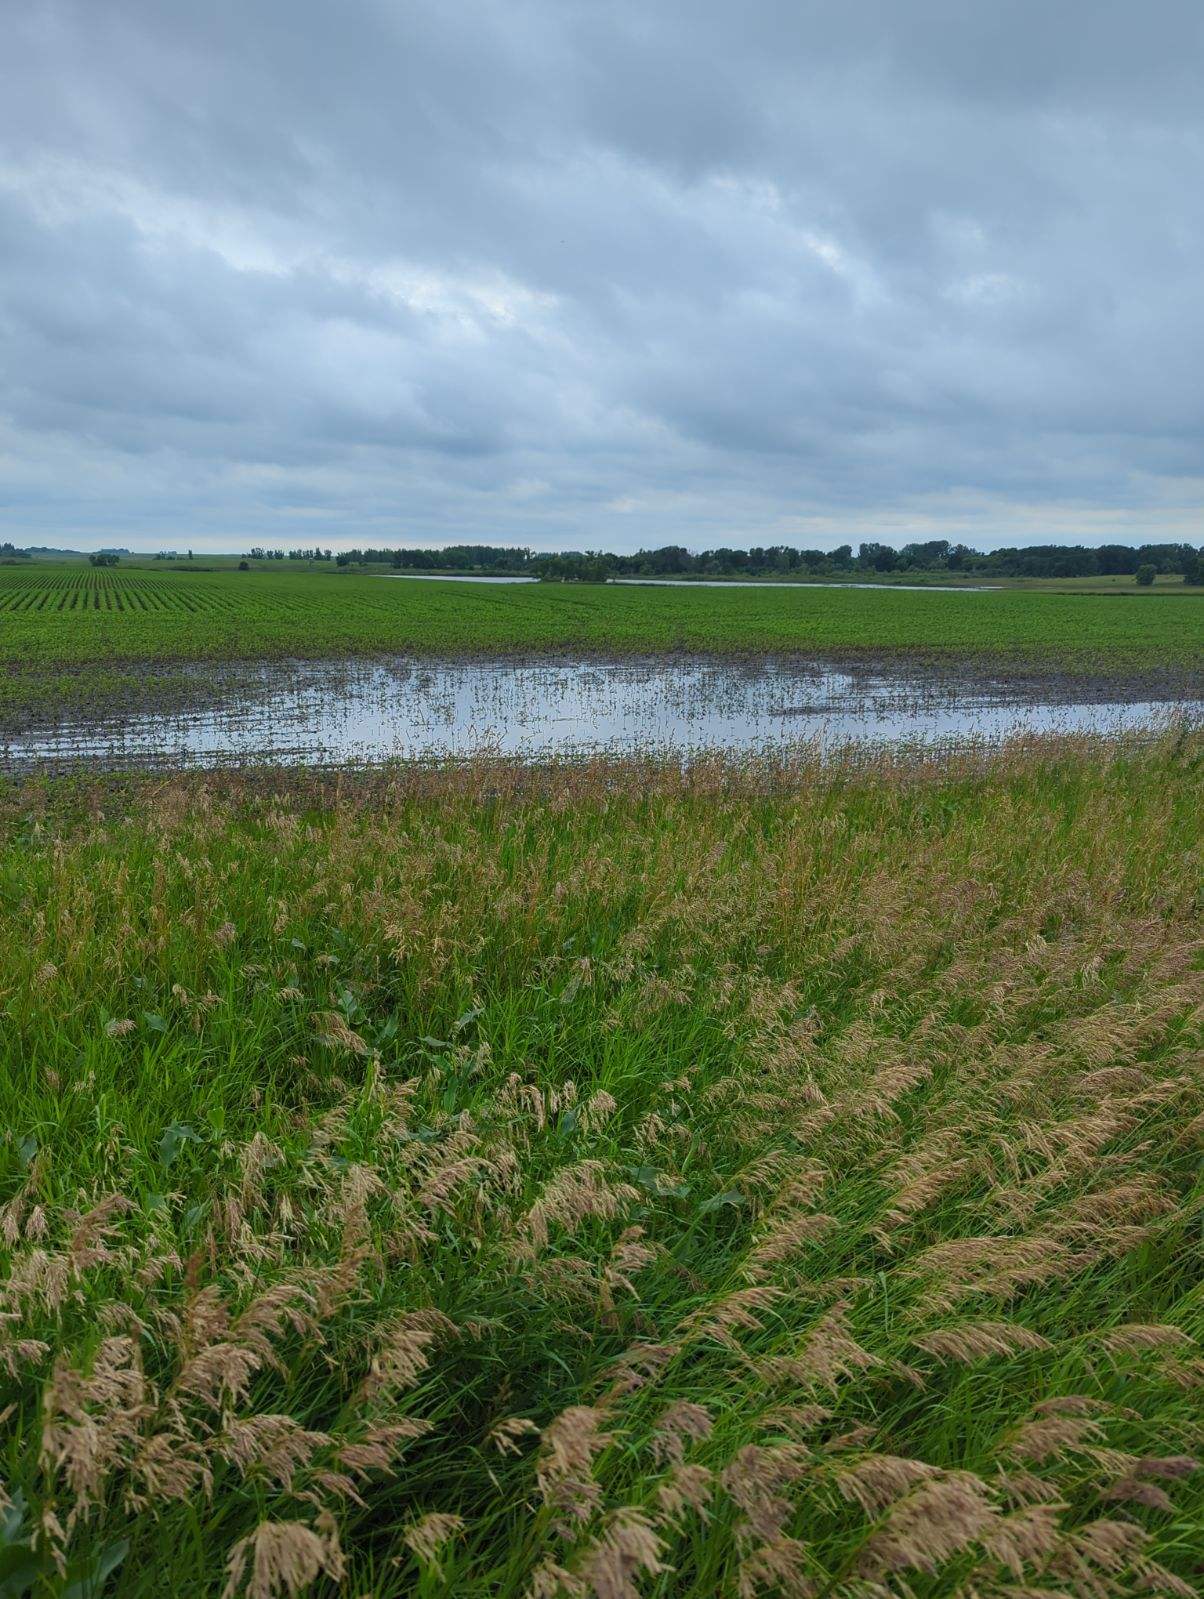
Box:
5, 725, 1202, 812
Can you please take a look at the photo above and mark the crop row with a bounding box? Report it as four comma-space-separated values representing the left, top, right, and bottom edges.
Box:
0, 570, 252, 617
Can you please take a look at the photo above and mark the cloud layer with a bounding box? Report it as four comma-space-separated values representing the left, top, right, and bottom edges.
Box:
3, 1, 1203, 551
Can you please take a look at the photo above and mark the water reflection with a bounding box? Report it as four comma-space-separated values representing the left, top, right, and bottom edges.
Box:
386, 574, 539, 583
385, 574, 996, 591
5, 657, 1199, 771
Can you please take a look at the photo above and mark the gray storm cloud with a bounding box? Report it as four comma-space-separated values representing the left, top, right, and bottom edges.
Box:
2, 0, 1203, 551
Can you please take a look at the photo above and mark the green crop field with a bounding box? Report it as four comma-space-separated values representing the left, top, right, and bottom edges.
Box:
1, 740, 1202, 1596
0, 567, 246, 618
2, 563, 1199, 731
1, 566, 1201, 680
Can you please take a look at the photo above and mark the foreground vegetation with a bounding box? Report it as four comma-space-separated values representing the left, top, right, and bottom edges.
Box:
1, 737, 1202, 1595
1, 566, 1201, 729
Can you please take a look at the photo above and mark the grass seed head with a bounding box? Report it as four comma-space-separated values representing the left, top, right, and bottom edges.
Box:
222, 1515, 344, 1599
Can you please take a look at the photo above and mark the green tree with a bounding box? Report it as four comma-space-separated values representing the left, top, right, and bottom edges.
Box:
1135, 564, 1156, 586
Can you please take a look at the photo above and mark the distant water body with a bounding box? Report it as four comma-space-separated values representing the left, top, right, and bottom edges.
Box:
387, 573, 539, 583
386, 574, 997, 591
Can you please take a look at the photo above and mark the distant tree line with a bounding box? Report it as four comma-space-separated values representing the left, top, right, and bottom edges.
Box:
321, 538, 1204, 584
245, 547, 334, 561
965, 542, 1202, 579
332, 544, 533, 571
1, 538, 1199, 582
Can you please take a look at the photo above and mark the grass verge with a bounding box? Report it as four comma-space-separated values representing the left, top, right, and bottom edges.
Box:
1, 737, 1202, 1595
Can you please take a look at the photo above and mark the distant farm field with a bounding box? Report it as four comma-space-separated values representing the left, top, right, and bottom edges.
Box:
1, 566, 1201, 687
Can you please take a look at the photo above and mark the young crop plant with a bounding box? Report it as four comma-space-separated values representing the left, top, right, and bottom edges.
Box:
0, 736, 1201, 1596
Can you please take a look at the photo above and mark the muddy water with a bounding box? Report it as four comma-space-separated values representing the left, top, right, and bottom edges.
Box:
4, 657, 1200, 771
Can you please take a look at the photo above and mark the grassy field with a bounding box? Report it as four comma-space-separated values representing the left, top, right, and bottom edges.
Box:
1, 567, 1201, 700
1, 738, 1202, 1595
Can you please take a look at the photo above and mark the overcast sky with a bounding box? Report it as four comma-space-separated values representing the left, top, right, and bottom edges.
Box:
3, 2, 1203, 553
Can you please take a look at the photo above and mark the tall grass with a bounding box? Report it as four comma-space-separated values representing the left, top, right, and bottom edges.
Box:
1, 738, 1202, 1596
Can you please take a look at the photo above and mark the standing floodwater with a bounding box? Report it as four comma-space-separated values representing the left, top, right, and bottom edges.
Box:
3, 656, 1200, 770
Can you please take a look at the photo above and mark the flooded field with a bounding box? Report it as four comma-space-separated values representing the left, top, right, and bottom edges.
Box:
387, 573, 539, 583
4, 656, 1199, 771
386, 574, 997, 590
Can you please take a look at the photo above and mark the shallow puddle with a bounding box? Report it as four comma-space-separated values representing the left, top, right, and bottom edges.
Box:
4, 657, 1200, 771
